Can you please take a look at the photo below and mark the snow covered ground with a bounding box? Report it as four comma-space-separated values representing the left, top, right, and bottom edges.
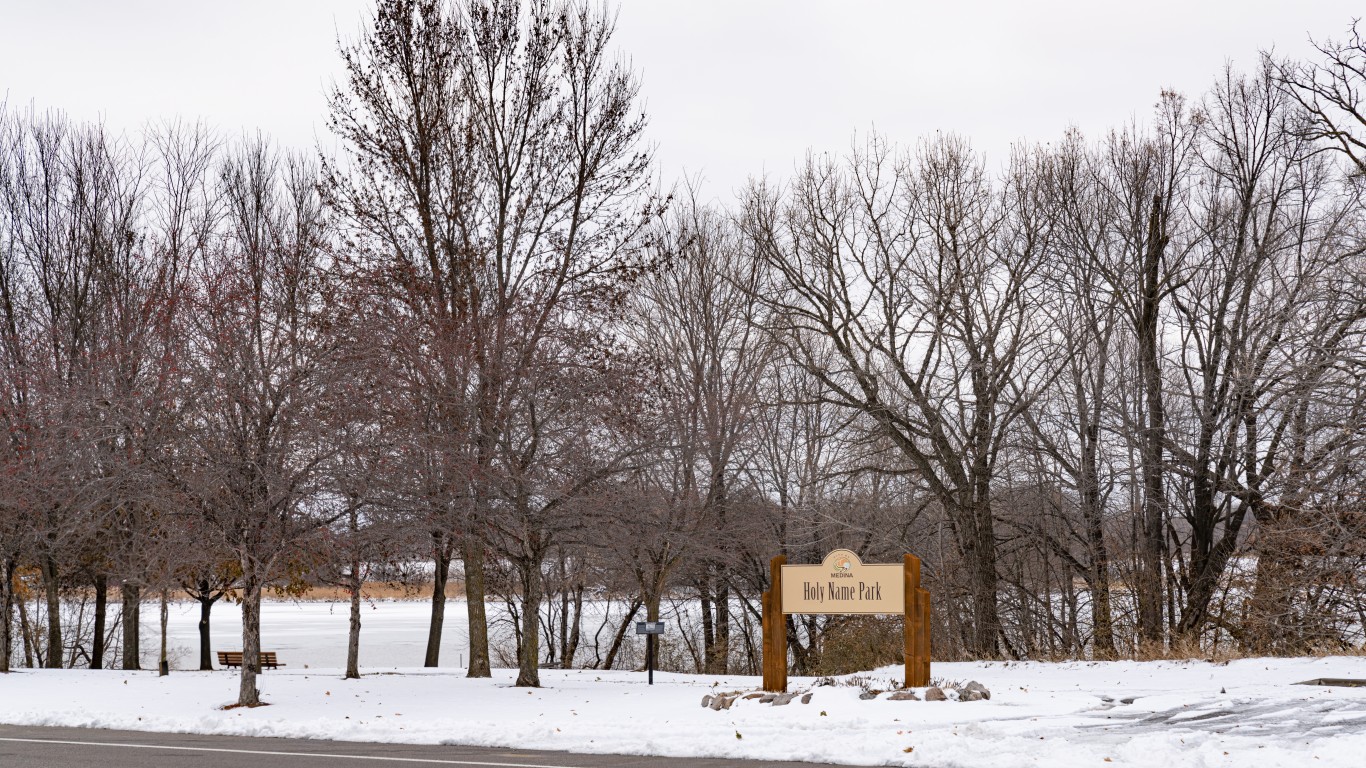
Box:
5, 600, 1364, 765
3, 645, 1364, 766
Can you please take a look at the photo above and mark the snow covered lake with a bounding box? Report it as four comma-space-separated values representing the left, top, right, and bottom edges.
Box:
155, 596, 660, 672
162, 598, 483, 670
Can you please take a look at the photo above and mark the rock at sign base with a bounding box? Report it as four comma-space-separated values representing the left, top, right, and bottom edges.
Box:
772, 693, 798, 706
964, 680, 991, 700
701, 695, 713, 708
888, 690, 920, 701
858, 691, 878, 700
925, 686, 947, 701
801, 693, 813, 704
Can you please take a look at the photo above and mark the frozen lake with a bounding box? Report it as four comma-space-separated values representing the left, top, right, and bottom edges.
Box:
162, 598, 480, 670
158, 596, 650, 671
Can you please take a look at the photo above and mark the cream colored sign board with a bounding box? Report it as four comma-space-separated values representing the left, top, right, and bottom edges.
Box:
781, 549, 904, 614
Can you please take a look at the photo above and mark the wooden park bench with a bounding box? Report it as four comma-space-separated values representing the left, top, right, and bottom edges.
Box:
216, 651, 285, 670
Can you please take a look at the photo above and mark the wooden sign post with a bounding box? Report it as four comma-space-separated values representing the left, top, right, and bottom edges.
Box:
904, 554, 930, 688
762, 550, 931, 692
761, 555, 787, 694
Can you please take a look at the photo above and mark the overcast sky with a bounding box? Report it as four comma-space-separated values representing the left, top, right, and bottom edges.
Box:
1, 1, 1360, 202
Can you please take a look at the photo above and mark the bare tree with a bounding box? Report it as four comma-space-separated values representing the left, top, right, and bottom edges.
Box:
327, 0, 655, 686
180, 139, 343, 706
618, 191, 774, 673
744, 135, 1055, 657
1016, 130, 1128, 657
0, 102, 28, 673
1157, 66, 1366, 646
0, 108, 153, 669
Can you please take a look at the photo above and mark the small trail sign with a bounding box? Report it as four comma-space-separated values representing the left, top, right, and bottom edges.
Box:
636, 621, 665, 685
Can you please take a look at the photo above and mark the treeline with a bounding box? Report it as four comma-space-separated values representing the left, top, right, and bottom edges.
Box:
2, 0, 1365, 705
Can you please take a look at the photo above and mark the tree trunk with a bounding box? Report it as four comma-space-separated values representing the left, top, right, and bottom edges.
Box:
41, 554, 61, 668
959, 491, 1003, 657
1247, 403, 1310, 654
601, 598, 641, 670
121, 581, 141, 670
969, 534, 1002, 657
788, 615, 819, 675
562, 584, 582, 669
158, 588, 169, 676
346, 554, 362, 680
699, 577, 715, 671
713, 583, 730, 675
91, 574, 107, 669
1079, 419, 1116, 658
424, 535, 450, 668
740, 599, 761, 674
16, 589, 34, 667
1248, 529, 1295, 652
643, 588, 665, 672
197, 590, 217, 671
462, 534, 491, 677
1088, 549, 1116, 658
238, 577, 263, 707
646, 589, 662, 623
1135, 193, 1170, 652
0, 557, 14, 673
557, 556, 569, 668
515, 557, 543, 688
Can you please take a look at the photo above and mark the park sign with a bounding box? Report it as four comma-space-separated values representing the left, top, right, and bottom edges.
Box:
762, 549, 932, 692
780, 549, 904, 614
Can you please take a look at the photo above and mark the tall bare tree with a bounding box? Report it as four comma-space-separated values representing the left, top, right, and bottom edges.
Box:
1161, 66, 1366, 645
327, 0, 654, 685
744, 135, 1055, 656
620, 192, 774, 673
180, 139, 343, 706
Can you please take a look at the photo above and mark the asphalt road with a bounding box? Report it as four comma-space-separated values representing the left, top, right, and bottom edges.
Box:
0, 724, 842, 768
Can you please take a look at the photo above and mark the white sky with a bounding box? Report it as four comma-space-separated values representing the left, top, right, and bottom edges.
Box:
1, 1, 1360, 202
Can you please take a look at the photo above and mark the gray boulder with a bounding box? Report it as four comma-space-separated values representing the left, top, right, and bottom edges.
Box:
963, 681, 991, 700
925, 686, 947, 701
